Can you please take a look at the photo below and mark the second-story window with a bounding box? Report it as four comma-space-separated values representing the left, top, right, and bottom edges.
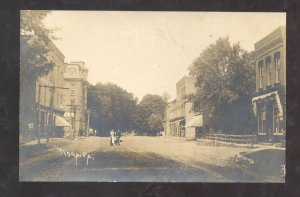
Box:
266, 56, 272, 86
258, 60, 264, 88
69, 68, 76, 76
274, 52, 281, 83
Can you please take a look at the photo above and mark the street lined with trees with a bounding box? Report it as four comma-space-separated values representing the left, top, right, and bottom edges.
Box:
87, 83, 167, 136
18, 11, 286, 185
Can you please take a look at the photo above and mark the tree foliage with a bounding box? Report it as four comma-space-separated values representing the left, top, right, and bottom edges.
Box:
20, 11, 56, 133
132, 94, 167, 135
88, 88, 167, 136
20, 10, 56, 84
87, 83, 137, 136
189, 37, 256, 133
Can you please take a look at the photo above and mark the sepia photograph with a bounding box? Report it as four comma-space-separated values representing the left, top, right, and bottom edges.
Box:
19, 11, 286, 182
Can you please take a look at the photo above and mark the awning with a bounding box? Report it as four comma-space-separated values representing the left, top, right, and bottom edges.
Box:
186, 115, 203, 127
252, 91, 283, 116
55, 115, 71, 127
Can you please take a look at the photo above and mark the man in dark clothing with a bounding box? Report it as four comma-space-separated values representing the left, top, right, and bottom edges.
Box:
115, 130, 122, 145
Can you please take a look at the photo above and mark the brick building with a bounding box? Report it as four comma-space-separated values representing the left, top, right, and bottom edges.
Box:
19, 39, 71, 140
34, 40, 72, 138
252, 26, 286, 142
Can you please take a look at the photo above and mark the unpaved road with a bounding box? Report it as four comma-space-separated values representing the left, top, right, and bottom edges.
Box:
19, 136, 283, 182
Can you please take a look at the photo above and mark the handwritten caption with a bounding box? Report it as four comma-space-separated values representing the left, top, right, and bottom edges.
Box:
58, 148, 95, 165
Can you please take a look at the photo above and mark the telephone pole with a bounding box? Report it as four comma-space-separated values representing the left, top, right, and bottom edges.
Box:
36, 83, 41, 144
67, 103, 81, 138
86, 110, 90, 137
47, 86, 54, 143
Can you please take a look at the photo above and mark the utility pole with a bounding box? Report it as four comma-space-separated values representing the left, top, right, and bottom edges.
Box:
36, 83, 41, 144
69, 101, 73, 132
73, 105, 77, 138
67, 103, 81, 139
47, 85, 55, 144
86, 110, 90, 137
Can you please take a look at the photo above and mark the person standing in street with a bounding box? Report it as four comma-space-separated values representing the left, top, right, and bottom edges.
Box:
110, 129, 115, 146
117, 129, 121, 142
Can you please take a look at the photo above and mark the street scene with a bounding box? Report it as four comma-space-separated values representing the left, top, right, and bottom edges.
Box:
20, 11, 286, 182
20, 136, 284, 182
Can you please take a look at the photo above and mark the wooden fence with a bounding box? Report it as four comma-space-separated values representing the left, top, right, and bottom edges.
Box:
205, 133, 256, 145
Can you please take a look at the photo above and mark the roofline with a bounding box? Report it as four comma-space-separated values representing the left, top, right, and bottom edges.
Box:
254, 26, 285, 51
176, 75, 195, 86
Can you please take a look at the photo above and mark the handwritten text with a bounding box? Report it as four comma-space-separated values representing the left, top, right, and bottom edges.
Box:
58, 148, 95, 165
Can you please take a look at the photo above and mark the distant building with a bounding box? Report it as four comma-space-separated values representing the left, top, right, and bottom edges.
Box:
63, 61, 88, 137
252, 26, 286, 142
164, 76, 203, 138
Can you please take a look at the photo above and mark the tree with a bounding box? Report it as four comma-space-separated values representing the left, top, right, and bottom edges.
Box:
87, 83, 137, 136
20, 11, 56, 137
132, 94, 167, 135
189, 37, 256, 133
20, 10, 56, 85
148, 113, 164, 135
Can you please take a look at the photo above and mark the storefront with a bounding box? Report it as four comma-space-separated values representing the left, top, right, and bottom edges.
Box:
252, 90, 285, 142
169, 118, 185, 137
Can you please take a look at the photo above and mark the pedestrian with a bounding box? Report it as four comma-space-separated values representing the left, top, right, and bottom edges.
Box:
110, 129, 115, 146
114, 129, 121, 145
117, 130, 121, 141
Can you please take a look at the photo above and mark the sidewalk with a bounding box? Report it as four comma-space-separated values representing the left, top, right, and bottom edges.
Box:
196, 138, 285, 150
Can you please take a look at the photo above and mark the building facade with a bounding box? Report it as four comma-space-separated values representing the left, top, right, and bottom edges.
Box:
252, 26, 286, 142
164, 76, 203, 138
34, 40, 69, 138
63, 61, 88, 137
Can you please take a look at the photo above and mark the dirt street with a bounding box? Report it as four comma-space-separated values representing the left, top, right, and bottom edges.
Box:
19, 136, 284, 182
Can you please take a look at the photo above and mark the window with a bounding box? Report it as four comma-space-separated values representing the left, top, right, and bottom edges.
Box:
69, 68, 76, 76
265, 56, 272, 86
274, 52, 280, 83
258, 103, 266, 134
258, 60, 264, 88
71, 89, 75, 95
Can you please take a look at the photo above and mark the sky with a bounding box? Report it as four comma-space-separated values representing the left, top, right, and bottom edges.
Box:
43, 11, 286, 100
